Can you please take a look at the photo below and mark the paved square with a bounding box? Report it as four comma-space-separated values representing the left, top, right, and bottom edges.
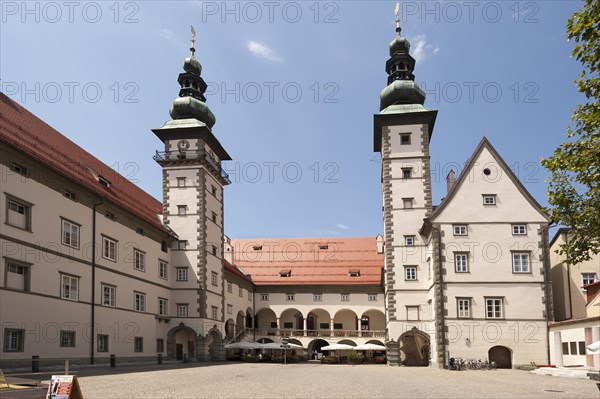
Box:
77, 363, 598, 398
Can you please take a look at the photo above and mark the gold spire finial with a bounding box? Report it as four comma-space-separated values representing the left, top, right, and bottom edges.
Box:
190, 25, 196, 56
395, 1, 401, 33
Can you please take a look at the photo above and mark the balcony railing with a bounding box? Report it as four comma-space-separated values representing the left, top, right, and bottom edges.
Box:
254, 328, 386, 339
153, 150, 231, 184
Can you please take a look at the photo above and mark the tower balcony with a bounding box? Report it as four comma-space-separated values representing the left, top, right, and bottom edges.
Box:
153, 149, 231, 185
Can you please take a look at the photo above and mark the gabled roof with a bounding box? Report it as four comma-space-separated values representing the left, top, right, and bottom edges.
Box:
223, 259, 253, 284
231, 237, 384, 286
0, 93, 168, 233
427, 137, 551, 223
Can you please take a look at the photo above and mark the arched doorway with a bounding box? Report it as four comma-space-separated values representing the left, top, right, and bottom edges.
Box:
307, 308, 331, 336
235, 311, 245, 335
307, 339, 329, 359
206, 328, 225, 361
255, 308, 277, 334
167, 325, 197, 360
399, 328, 430, 366
489, 346, 512, 369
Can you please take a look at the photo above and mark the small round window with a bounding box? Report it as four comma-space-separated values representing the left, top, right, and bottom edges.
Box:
483, 168, 491, 176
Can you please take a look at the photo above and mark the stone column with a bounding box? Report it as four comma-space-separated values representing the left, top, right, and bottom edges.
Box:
358, 318, 362, 338
303, 318, 307, 337
553, 331, 563, 367
276, 317, 281, 331
330, 319, 334, 337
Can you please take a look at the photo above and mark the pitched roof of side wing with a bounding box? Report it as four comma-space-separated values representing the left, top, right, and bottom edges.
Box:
0, 93, 168, 233
231, 236, 384, 286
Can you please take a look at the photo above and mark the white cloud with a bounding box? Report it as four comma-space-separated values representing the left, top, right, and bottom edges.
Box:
160, 29, 175, 40
336, 224, 350, 230
410, 34, 439, 63
247, 41, 283, 63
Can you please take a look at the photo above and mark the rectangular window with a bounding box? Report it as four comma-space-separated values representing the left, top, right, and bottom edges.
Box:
582, 273, 597, 286
261, 293, 269, 301
176, 268, 188, 281
578, 341, 586, 355
97, 334, 109, 352
177, 177, 186, 187
483, 194, 496, 205
406, 306, 420, 321
175, 240, 187, 250
404, 236, 415, 246
570, 342, 577, 355
368, 294, 377, 302
157, 338, 164, 353
64, 189, 77, 201
211, 211, 217, 223
313, 294, 322, 302
284, 322, 294, 329
5, 261, 29, 291
455, 253, 469, 273
6, 196, 31, 230
562, 342, 569, 355
134, 292, 146, 312
341, 293, 350, 302
177, 304, 188, 318
402, 198, 414, 209
512, 224, 527, 235
134, 337, 143, 353
3, 329, 24, 352
60, 331, 76, 348
248, 291, 252, 301
158, 298, 168, 316
227, 304, 233, 314
402, 168, 412, 179
405, 266, 417, 281
102, 284, 116, 307
211, 271, 218, 286
134, 250, 145, 271
286, 293, 295, 302
400, 133, 411, 145
161, 241, 168, 253
453, 225, 468, 236
177, 205, 187, 215
485, 298, 503, 319
239, 287, 243, 297
10, 162, 28, 176
227, 282, 233, 293
457, 298, 471, 318
102, 236, 117, 261
61, 219, 80, 249
512, 252, 530, 273
159, 261, 168, 280
211, 185, 217, 196
211, 306, 218, 319
61, 274, 79, 301
211, 245, 217, 256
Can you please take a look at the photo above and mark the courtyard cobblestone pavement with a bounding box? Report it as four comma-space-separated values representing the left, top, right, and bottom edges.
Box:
75, 363, 599, 399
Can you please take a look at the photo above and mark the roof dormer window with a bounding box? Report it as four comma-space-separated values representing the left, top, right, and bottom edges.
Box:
319, 244, 329, 250
349, 270, 360, 277
253, 245, 263, 251
98, 176, 110, 188
279, 270, 291, 277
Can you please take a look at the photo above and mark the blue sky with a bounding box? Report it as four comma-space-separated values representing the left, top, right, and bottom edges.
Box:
1, 1, 583, 239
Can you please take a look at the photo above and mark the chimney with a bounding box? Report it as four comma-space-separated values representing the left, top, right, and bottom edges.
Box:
446, 170, 456, 195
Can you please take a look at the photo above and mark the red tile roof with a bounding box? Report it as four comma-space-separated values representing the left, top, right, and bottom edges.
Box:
224, 259, 253, 283
231, 237, 384, 286
0, 93, 168, 233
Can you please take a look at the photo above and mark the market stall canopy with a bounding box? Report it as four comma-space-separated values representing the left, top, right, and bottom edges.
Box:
354, 343, 387, 350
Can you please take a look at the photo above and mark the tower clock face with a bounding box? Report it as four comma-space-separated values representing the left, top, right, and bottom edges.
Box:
177, 140, 190, 151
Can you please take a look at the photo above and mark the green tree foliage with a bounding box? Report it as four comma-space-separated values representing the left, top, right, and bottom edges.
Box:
542, 0, 600, 264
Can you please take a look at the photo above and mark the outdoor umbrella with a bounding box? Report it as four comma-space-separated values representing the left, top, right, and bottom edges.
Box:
224, 341, 261, 350
586, 341, 600, 354
353, 343, 387, 350
320, 343, 356, 351
260, 342, 303, 350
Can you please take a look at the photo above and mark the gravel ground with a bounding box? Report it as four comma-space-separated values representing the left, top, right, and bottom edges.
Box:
77, 363, 599, 399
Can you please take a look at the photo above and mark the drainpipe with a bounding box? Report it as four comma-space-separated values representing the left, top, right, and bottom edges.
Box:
564, 231, 573, 320
541, 225, 552, 365
432, 225, 447, 368
91, 199, 103, 364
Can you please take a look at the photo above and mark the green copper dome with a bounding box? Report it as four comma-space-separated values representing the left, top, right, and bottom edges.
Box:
183, 56, 201, 75
389, 35, 410, 56
170, 96, 216, 128
380, 80, 425, 111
